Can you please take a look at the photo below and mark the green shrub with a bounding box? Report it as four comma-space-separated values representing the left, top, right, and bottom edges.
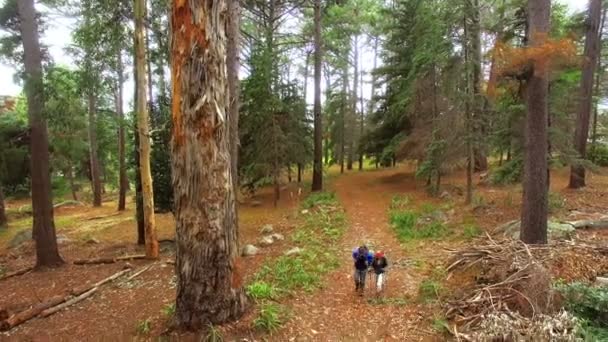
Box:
253, 303, 284, 333
302, 191, 336, 209
491, 157, 523, 185
431, 316, 450, 334
390, 209, 449, 241
135, 318, 151, 334
588, 144, 608, 167
548, 192, 565, 214
390, 195, 411, 210
246, 281, 278, 301
556, 282, 608, 339
161, 303, 175, 317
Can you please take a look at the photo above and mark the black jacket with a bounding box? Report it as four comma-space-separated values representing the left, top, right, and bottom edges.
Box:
372, 257, 388, 274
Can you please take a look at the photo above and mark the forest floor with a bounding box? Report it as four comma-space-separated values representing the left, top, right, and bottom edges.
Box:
0, 164, 607, 341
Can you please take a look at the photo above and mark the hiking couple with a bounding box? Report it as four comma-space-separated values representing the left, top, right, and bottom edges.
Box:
352, 245, 388, 295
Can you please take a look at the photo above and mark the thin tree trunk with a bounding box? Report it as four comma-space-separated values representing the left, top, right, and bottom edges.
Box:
135, 0, 158, 258
18, 0, 63, 267
521, 0, 550, 245
340, 64, 348, 174
0, 185, 6, 227
88, 94, 102, 207
297, 163, 302, 183
570, 0, 602, 188
145, 3, 154, 108
66, 166, 78, 201
171, 0, 248, 327
311, 0, 323, 192
227, 0, 241, 196
471, 0, 487, 173
272, 115, 280, 207
133, 52, 145, 245
324, 69, 331, 165
591, 6, 606, 159
351, 35, 358, 172
464, 12, 474, 205
117, 51, 127, 211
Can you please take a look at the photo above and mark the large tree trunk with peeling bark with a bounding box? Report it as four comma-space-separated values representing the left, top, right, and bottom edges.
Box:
569, 0, 602, 189
520, 0, 550, 245
170, 0, 248, 328
135, 0, 158, 258
18, 0, 63, 267
117, 51, 127, 211
88, 93, 102, 207
311, 0, 323, 191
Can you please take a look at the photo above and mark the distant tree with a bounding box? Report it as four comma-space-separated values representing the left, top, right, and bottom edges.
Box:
312, 0, 323, 191
569, 0, 602, 188
171, 0, 248, 328
520, 0, 550, 245
18, 0, 63, 267
134, 0, 158, 258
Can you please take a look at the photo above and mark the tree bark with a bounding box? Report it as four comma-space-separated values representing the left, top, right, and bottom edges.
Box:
592, 6, 607, 160
464, 12, 474, 205
135, 0, 158, 258
520, 0, 550, 245
66, 165, 78, 201
227, 0, 241, 195
0, 185, 6, 227
311, 0, 323, 192
349, 35, 358, 172
340, 64, 348, 174
170, 0, 248, 328
569, 0, 602, 189
297, 163, 302, 183
117, 51, 127, 211
133, 53, 145, 246
358, 45, 364, 171
18, 0, 63, 267
87, 93, 102, 207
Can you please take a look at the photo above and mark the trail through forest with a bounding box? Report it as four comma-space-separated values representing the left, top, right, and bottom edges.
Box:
275, 167, 437, 341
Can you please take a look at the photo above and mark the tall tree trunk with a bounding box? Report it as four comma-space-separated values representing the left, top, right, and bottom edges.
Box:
170, 0, 248, 328
311, 0, 323, 191
18, 0, 63, 267
133, 51, 145, 245
227, 0, 241, 195
464, 13, 474, 205
350, 35, 358, 172
358, 50, 364, 171
340, 64, 348, 174
135, 0, 158, 258
323, 69, 331, 165
570, 0, 602, 189
88, 93, 102, 207
521, 0, 550, 245
272, 115, 280, 207
0, 185, 6, 227
66, 165, 78, 201
297, 163, 302, 183
592, 6, 607, 159
471, 0, 487, 172
145, 3, 154, 108
117, 51, 127, 211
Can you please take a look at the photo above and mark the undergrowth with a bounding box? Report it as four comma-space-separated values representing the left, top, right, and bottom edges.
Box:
388, 197, 450, 241
248, 192, 346, 333
556, 282, 608, 340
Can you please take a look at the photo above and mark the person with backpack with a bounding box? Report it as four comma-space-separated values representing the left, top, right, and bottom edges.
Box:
352, 245, 373, 295
371, 251, 388, 293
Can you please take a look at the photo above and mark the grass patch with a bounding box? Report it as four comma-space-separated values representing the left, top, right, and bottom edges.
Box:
367, 296, 410, 306
389, 199, 450, 242
548, 191, 565, 214
204, 324, 224, 342
462, 224, 482, 240
161, 303, 175, 317
253, 303, 285, 333
418, 279, 444, 303
135, 318, 152, 334
431, 316, 450, 334
390, 195, 411, 210
249, 191, 346, 332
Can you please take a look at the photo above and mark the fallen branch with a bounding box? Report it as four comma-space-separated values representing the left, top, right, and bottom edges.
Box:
0, 268, 132, 331
0, 266, 33, 281
85, 212, 121, 221
73, 254, 146, 265
40, 287, 98, 318
126, 264, 153, 281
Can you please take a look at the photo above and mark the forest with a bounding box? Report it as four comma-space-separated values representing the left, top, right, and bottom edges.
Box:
0, 0, 608, 340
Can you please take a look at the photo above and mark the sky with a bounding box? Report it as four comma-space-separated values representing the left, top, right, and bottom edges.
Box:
0, 0, 590, 108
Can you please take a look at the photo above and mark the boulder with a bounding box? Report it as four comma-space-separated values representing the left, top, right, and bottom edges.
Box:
260, 224, 274, 234
271, 233, 285, 241
56, 234, 71, 244
439, 191, 451, 200
260, 235, 275, 246
9, 230, 32, 248
285, 247, 303, 256
301, 209, 309, 215
497, 220, 575, 240
242, 244, 259, 256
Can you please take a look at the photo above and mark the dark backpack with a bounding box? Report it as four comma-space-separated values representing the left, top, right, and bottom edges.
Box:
355, 246, 368, 270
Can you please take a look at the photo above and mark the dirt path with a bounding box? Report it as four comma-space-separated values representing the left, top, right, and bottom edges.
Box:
275, 168, 438, 341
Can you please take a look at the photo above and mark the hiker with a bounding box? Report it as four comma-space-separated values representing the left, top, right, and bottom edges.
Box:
352, 245, 373, 295
371, 251, 388, 293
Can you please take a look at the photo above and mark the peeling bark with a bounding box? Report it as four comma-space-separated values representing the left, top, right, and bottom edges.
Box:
171, 0, 248, 328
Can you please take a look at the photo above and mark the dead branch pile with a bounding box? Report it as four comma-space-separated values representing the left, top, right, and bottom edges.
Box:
444, 235, 607, 336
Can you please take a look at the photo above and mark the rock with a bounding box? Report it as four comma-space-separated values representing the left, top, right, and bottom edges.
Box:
547, 222, 575, 240
285, 247, 303, 256
596, 277, 608, 287
497, 220, 575, 240
9, 230, 32, 248
439, 191, 451, 200
260, 224, 274, 234
250, 200, 263, 207
271, 233, 284, 241
242, 244, 259, 256
301, 209, 309, 215
566, 219, 608, 230
260, 235, 275, 246
56, 235, 71, 244
86, 237, 100, 244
